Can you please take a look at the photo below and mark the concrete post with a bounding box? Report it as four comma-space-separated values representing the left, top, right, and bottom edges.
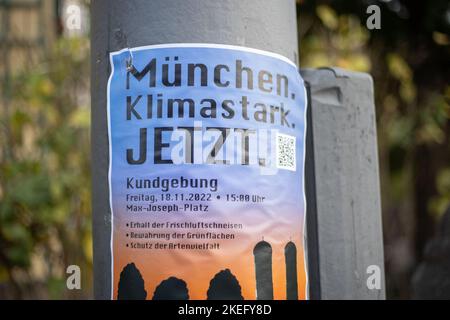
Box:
302, 68, 386, 299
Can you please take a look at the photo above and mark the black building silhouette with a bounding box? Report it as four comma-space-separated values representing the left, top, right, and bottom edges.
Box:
253, 240, 274, 299
152, 276, 189, 300
207, 269, 244, 300
285, 241, 298, 300
117, 263, 147, 300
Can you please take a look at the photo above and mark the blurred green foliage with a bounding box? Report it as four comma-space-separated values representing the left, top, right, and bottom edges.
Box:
0, 37, 91, 298
298, 0, 450, 298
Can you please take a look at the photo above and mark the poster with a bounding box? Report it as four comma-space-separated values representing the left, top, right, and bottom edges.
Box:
107, 43, 308, 300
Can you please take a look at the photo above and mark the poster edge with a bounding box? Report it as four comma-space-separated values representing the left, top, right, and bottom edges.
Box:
108, 43, 297, 68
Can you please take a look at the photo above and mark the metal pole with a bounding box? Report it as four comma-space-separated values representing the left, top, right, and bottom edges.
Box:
91, 0, 299, 300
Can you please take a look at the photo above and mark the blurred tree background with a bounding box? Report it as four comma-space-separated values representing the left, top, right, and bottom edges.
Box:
298, 0, 450, 298
0, 0, 91, 298
0, 0, 449, 299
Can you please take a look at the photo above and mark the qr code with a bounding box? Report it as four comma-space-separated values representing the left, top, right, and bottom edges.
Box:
276, 133, 297, 171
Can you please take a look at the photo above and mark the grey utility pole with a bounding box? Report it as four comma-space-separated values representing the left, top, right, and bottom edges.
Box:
91, 0, 385, 299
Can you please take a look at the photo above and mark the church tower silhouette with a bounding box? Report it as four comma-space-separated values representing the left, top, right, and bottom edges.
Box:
253, 240, 274, 299
285, 241, 298, 300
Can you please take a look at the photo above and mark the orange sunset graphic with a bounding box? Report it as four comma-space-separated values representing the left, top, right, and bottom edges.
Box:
111, 192, 307, 300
